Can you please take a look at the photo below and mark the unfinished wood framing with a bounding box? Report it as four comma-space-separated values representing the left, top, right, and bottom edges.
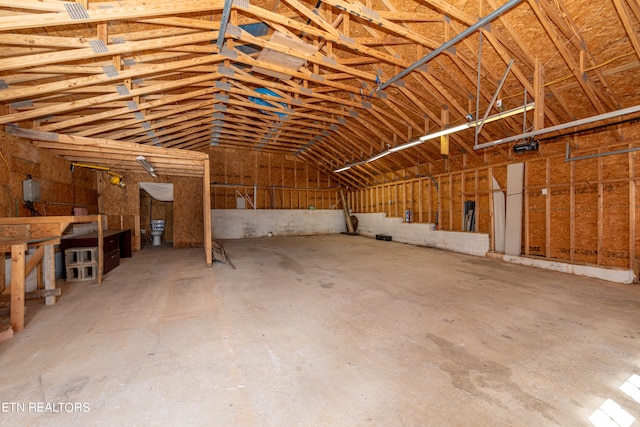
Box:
0, 215, 107, 331
351, 120, 640, 270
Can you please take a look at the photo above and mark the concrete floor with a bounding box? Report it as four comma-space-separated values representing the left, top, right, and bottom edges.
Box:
2, 235, 640, 426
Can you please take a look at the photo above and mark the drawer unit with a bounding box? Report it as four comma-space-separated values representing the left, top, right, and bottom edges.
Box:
104, 235, 119, 254
103, 249, 120, 274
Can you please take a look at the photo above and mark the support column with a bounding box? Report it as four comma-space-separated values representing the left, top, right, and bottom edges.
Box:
440, 108, 450, 156
534, 57, 545, 131
11, 244, 26, 332
97, 215, 104, 284
43, 244, 56, 305
204, 158, 213, 266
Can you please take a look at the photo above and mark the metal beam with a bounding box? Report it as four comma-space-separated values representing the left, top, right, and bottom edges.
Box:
475, 104, 640, 150
217, 0, 234, 50
475, 59, 513, 137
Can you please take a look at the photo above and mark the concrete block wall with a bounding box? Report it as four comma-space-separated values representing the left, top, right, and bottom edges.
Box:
211, 209, 346, 239
352, 212, 490, 257
499, 254, 635, 284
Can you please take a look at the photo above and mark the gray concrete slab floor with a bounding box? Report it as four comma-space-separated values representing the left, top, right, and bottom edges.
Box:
2, 234, 640, 426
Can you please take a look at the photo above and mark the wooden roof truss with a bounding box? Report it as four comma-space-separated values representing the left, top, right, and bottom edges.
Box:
1, 0, 640, 187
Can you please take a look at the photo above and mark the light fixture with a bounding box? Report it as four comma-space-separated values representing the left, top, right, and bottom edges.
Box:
334, 102, 535, 173
136, 155, 157, 178
334, 165, 351, 173
108, 172, 126, 188
71, 162, 126, 188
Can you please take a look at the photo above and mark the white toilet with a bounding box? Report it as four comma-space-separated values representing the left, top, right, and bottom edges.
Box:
150, 220, 165, 246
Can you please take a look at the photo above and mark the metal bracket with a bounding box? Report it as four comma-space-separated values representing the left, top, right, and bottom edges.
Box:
10, 100, 33, 109
102, 65, 119, 78
64, 3, 89, 20
220, 47, 238, 60
218, 66, 235, 77
89, 40, 108, 54
116, 85, 130, 96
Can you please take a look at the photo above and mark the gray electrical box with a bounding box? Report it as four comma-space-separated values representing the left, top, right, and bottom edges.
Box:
23, 179, 41, 202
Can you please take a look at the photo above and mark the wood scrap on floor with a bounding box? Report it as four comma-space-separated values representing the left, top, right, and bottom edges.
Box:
212, 241, 227, 263
212, 241, 235, 269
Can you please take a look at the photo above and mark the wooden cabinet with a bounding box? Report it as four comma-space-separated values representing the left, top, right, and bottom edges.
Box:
61, 229, 131, 276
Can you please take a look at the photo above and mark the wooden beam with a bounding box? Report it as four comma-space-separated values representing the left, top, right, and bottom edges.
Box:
43, 244, 56, 305
0, 0, 225, 31
97, 215, 104, 284
0, 53, 225, 103
597, 155, 604, 265
613, 0, 640, 63
528, 0, 608, 115
39, 86, 221, 132
534, 57, 545, 131
630, 144, 637, 272
203, 158, 212, 266
441, 108, 449, 156
0, 30, 223, 73
10, 243, 26, 332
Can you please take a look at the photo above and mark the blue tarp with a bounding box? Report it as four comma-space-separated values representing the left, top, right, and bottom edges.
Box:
248, 87, 287, 118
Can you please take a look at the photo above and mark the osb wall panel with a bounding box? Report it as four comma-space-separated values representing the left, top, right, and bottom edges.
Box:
428, 180, 437, 224
602, 152, 628, 181
549, 158, 569, 185
527, 160, 546, 187
602, 183, 629, 267
411, 181, 420, 222
270, 154, 284, 189
283, 155, 296, 187
574, 183, 598, 264
209, 147, 335, 210
282, 189, 292, 209
350, 123, 640, 271
575, 157, 599, 183
102, 172, 203, 248
224, 149, 242, 185
101, 171, 142, 216
0, 131, 97, 219
451, 174, 462, 231
211, 156, 226, 185
492, 166, 508, 191
392, 185, 400, 217
527, 191, 546, 257
173, 176, 203, 248
549, 189, 570, 260
439, 177, 451, 230
477, 171, 490, 234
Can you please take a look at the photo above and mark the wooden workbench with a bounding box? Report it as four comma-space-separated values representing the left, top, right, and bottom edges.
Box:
0, 215, 105, 332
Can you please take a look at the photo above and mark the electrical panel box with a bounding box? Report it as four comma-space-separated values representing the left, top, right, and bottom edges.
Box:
23, 179, 41, 202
